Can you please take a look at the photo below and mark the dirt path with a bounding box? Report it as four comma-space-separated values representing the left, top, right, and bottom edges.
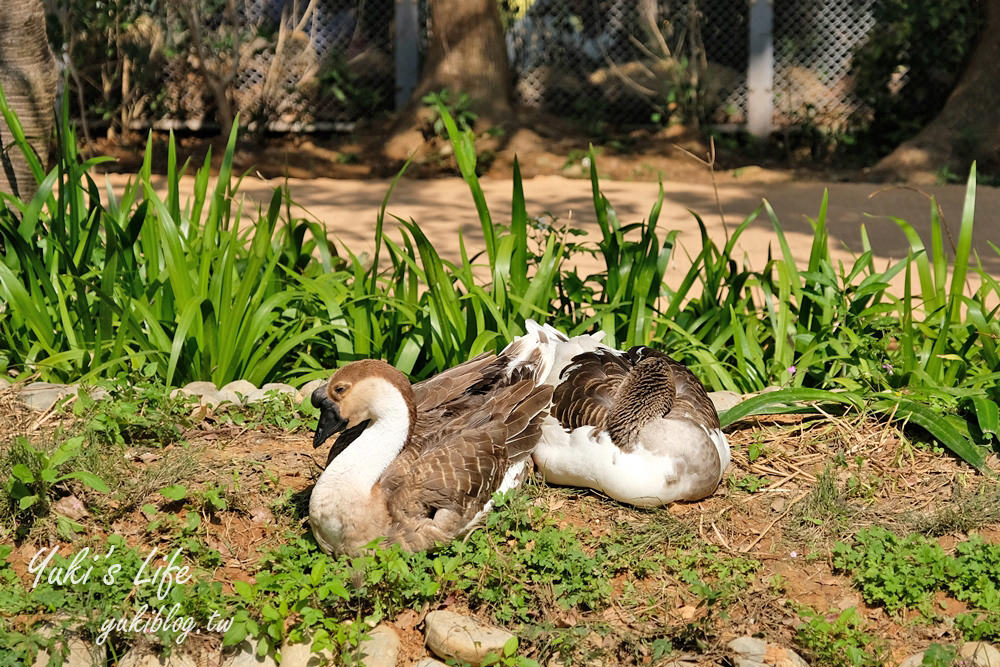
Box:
115, 171, 1000, 291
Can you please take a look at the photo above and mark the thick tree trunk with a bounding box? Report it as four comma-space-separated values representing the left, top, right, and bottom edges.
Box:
384, 0, 513, 160
0, 0, 58, 201
872, 0, 1000, 182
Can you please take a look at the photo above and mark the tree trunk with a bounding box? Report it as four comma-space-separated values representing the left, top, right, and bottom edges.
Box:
0, 0, 58, 202
383, 0, 513, 160
872, 0, 1000, 183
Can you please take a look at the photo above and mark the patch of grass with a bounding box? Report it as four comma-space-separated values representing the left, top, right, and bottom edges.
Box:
795, 606, 888, 667
833, 526, 1000, 639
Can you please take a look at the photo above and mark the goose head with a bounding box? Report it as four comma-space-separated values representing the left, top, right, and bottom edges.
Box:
312, 360, 417, 457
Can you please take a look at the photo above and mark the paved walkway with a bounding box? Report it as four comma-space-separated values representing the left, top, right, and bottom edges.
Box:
110, 172, 1000, 293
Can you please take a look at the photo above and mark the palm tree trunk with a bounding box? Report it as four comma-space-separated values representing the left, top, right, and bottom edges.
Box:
0, 0, 58, 202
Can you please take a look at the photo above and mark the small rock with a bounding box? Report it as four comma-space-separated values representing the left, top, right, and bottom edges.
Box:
118, 644, 198, 667
298, 379, 327, 403
215, 388, 241, 406
0, 377, 11, 390
414, 659, 449, 667
728, 636, 767, 663
358, 625, 400, 667
250, 506, 274, 524
222, 380, 258, 400
180, 381, 217, 397
197, 388, 226, 408
425, 610, 514, 667
20, 382, 75, 411
222, 638, 278, 667
708, 390, 742, 412
87, 387, 111, 401
260, 382, 298, 398
960, 642, 1000, 667
30, 621, 105, 667
52, 495, 88, 521
898, 653, 925, 667
764, 644, 810, 667
280, 630, 334, 666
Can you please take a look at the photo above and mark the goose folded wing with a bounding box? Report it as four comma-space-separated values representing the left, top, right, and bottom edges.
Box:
551, 347, 634, 430
380, 380, 553, 551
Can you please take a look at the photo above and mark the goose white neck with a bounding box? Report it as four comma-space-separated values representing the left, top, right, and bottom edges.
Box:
315, 385, 411, 493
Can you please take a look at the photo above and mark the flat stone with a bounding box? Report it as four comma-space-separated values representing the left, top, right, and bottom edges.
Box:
425, 610, 514, 667
708, 390, 742, 412
118, 644, 198, 667
260, 382, 298, 397
180, 381, 217, 396
280, 630, 335, 666
960, 642, 1000, 667
764, 644, 810, 667
87, 387, 111, 401
20, 382, 76, 411
222, 638, 278, 667
52, 495, 88, 521
358, 625, 400, 667
30, 621, 105, 667
298, 379, 327, 403
898, 653, 925, 667
221, 380, 258, 400
728, 636, 767, 662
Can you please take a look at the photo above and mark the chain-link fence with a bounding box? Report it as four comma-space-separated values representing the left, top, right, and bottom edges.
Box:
54, 0, 879, 134
504, 0, 875, 131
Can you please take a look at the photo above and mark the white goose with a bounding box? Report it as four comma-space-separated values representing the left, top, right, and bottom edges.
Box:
308, 330, 557, 555
527, 321, 730, 507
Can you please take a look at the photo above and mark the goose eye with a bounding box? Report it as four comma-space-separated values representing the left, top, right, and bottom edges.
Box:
333, 384, 347, 396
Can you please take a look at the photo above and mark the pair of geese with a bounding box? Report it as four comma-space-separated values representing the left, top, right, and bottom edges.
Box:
308, 321, 730, 555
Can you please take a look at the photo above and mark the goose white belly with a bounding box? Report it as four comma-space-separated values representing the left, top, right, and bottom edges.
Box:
535, 418, 730, 507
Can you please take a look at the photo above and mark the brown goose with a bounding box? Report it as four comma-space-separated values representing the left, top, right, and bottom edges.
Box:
527, 321, 730, 507
308, 333, 557, 555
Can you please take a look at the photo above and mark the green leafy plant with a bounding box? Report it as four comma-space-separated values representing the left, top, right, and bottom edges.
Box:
3, 436, 109, 525
795, 606, 888, 667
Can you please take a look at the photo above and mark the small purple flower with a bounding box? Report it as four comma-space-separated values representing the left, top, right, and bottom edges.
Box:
788, 365, 797, 376
882, 362, 894, 376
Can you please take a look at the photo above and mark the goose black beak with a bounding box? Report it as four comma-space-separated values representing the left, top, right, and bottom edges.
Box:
312, 386, 348, 448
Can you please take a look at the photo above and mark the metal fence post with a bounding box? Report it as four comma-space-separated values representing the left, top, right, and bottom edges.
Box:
747, 0, 774, 136
395, 0, 419, 109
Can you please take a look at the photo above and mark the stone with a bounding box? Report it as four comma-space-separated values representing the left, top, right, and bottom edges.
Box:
118, 645, 198, 667
222, 638, 278, 667
424, 610, 515, 667
87, 387, 111, 401
897, 653, 925, 667
30, 621, 105, 667
19, 382, 75, 411
357, 625, 400, 667
728, 637, 767, 663
298, 379, 327, 403
764, 644, 810, 667
960, 642, 1000, 667
280, 630, 335, 666
414, 659, 449, 667
260, 382, 298, 398
222, 380, 258, 402
708, 390, 742, 412
52, 495, 88, 521
0, 377, 11, 390
180, 381, 217, 397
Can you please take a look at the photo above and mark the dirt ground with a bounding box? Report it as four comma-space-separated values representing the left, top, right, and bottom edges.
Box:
97, 126, 1000, 293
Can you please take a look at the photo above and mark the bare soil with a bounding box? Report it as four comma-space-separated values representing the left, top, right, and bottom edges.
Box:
3, 387, 998, 665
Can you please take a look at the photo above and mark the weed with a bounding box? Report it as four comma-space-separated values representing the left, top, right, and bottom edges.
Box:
833, 526, 1000, 639
795, 606, 888, 666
